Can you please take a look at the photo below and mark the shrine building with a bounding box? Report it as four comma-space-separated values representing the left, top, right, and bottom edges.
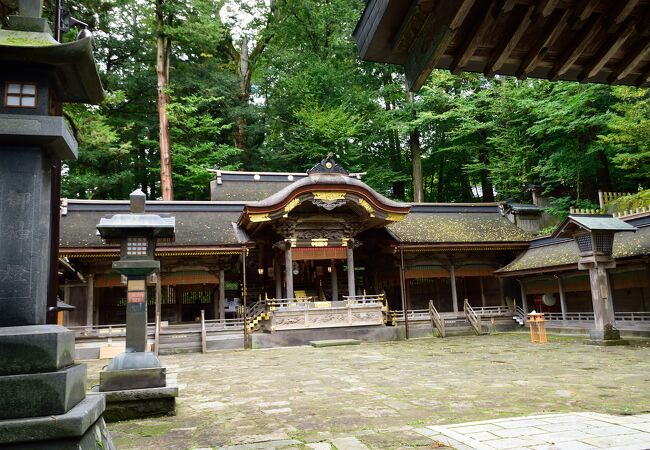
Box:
58, 156, 650, 353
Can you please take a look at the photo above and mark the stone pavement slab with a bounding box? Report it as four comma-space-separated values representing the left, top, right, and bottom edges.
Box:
413, 412, 650, 450
89, 335, 650, 449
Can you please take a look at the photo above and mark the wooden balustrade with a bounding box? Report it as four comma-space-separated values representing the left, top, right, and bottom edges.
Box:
429, 300, 445, 338
463, 299, 483, 335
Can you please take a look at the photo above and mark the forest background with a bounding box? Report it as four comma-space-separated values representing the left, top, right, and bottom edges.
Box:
3, 0, 649, 219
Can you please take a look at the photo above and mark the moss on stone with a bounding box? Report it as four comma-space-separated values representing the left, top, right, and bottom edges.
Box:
0, 30, 58, 47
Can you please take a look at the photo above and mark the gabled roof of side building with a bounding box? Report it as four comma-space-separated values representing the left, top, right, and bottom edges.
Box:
497, 214, 650, 276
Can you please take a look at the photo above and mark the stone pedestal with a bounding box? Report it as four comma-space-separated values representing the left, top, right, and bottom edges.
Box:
96, 352, 177, 421
0, 326, 114, 449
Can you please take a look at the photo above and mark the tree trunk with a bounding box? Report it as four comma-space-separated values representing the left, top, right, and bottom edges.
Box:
410, 127, 423, 202
408, 92, 424, 203
595, 149, 613, 192
156, 0, 173, 200
479, 147, 495, 202
235, 36, 251, 159
437, 158, 445, 202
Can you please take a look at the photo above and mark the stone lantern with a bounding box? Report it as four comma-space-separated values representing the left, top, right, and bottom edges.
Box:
95, 189, 178, 420
0, 0, 115, 448
553, 214, 636, 345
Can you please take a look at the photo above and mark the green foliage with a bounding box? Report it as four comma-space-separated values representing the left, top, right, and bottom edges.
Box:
605, 190, 650, 214
21, 0, 648, 204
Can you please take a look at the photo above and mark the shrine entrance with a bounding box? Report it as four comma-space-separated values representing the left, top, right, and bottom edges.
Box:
238, 155, 410, 332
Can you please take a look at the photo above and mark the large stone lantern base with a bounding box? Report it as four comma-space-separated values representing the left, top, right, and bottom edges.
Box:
0, 325, 115, 449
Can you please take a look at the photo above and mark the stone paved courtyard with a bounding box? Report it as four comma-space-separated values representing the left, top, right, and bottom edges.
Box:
85, 334, 650, 449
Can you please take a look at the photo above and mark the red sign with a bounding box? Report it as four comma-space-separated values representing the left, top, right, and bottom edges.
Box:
127, 291, 145, 303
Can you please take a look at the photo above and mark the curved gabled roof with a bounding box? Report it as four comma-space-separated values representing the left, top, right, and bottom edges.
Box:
240, 173, 411, 229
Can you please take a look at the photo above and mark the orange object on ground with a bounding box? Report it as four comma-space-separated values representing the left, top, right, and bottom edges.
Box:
527, 312, 547, 344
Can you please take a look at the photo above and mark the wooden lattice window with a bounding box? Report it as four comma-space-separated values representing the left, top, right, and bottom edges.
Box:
4, 82, 38, 108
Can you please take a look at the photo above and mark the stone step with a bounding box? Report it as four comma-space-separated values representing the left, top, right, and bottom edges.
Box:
310, 339, 361, 348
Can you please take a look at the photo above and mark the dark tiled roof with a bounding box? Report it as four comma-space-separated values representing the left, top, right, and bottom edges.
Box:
387, 211, 532, 243
60, 201, 249, 248
498, 224, 650, 274
212, 180, 298, 201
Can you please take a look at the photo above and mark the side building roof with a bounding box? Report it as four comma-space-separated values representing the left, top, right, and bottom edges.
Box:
497, 215, 650, 276
60, 200, 252, 257
387, 203, 532, 249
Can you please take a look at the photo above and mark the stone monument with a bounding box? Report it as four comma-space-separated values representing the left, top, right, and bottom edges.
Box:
553, 214, 637, 345
92, 189, 178, 421
0, 0, 114, 448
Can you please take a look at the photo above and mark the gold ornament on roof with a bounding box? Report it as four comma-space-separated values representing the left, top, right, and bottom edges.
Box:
313, 191, 346, 202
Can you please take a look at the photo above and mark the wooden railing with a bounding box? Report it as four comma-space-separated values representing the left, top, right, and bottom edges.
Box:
513, 305, 526, 324
470, 305, 514, 317
463, 299, 482, 335
203, 318, 245, 331
393, 309, 431, 321
429, 300, 445, 338
542, 312, 650, 324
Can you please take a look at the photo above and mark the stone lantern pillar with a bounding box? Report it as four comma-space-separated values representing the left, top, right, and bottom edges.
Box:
553, 214, 636, 345
93, 189, 178, 420
0, 0, 114, 447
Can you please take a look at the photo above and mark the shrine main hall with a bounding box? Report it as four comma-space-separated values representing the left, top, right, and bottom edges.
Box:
58, 157, 650, 352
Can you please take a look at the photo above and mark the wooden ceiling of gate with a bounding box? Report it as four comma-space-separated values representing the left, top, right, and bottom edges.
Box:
354, 0, 650, 91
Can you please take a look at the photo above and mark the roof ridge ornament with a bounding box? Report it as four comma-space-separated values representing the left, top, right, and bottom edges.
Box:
308, 153, 349, 175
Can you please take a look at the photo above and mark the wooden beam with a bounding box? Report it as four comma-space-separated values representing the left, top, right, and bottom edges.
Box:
613, 0, 639, 25
391, 1, 435, 53
486, 4, 534, 76
608, 35, 650, 83
404, 0, 475, 91
579, 18, 637, 81
550, 14, 603, 80
535, 0, 560, 19
517, 8, 570, 78
575, 0, 599, 22
499, 0, 518, 14
451, 1, 498, 74
637, 64, 650, 86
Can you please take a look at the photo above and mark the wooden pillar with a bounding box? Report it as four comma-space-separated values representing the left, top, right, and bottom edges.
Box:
274, 258, 282, 299
518, 279, 528, 314
347, 245, 355, 297
212, 283, 219, 320
331, 260, 338, 301
399, 247, 409, 339
479, 276, 486, 307
450, 264, 459, 314
284, 244, 293, 299
242, 252, 249, 349
498, 277, 506, 307
645, 262, 650, 312
557, 275, 567, 320
589, 266, 616, 335
155, 272, 162, 355
63, 285, 71, 326
86, 274, 94, 328
175, 285, 182, 323
219, 269, 226, 321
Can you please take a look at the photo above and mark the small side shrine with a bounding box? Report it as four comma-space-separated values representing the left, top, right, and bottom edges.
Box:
0, 0, 113, 448
553, 214, 637, 345
93, 189, 179, 421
